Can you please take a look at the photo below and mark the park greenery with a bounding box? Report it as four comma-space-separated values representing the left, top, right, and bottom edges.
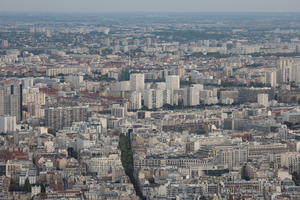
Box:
9, 178, 31, 193
119, 130, 146, 200
293, 171, 300, 186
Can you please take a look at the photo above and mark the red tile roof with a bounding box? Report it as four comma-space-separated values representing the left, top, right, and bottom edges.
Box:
39, 88, 59, 95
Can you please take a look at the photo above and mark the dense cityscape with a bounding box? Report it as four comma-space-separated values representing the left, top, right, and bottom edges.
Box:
1, 12, 300, 199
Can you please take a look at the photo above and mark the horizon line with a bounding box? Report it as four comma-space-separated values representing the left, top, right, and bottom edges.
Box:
1, 11, 300, 15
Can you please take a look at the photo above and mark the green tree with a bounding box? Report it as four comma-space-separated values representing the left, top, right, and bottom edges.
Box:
23, 178, 32, 193
148, 178, 155, 184
41, 184, 46, 193
67, 147, 78, 159
9, 178, 22, 192
119, 130, 145, 200
120, 68, 130, 81
292, 171, 300, 186
241, 165, 251, 181
196, 129, 207, 135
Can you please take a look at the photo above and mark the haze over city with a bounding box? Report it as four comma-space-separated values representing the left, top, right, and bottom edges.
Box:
1, 0, 300, 13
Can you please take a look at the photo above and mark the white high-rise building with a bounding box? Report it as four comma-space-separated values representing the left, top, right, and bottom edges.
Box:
144, 89, 163, 109
1, 40, 8, 48
111, 104, 127, 118
129, 91, 142, 110
291, 63, 300, 83
154, 82, 166, 90
184, 87, 199, 106
278, 58, 293, 83
0, 80, 23, 122
45, 106, 88, 131
163, 89, 172, 105
65, 75, 84, 89
218, 148, 248, 169
280, 152, 300, 173
257, 93, 269, 107
23, 88, 46, 119
21, 78, 34, 89
166, 75, 180, 90
265, 70, 277, 87
0, 115, 16, 133
112, 81, 130, 92
130, 73, 145, 92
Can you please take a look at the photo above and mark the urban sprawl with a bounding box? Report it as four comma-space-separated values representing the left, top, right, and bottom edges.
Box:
1, 13, 300, 200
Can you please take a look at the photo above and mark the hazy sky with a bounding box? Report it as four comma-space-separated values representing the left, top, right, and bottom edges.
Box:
1, 0, 300, 13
